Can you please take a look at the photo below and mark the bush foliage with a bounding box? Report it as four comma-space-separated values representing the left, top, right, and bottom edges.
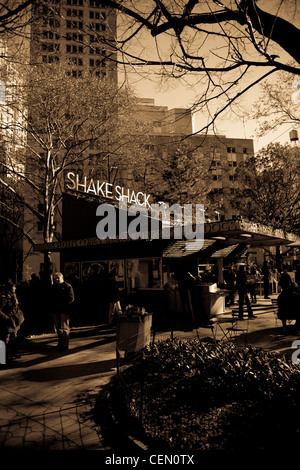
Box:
118, 339, 300, 451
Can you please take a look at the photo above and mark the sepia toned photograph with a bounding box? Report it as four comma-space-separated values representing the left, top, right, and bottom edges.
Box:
0, 0, 299, 462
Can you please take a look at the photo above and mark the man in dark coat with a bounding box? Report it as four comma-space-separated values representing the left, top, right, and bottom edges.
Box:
51, 272, 74, 350
236, 265, 255, 320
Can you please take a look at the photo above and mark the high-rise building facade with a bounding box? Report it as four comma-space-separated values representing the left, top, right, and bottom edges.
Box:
31, 0, 117, 82
137, 98, 254, 220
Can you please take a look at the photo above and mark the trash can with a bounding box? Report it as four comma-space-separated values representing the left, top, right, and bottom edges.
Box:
197, 283, 228, 322
116, 312, 152, 352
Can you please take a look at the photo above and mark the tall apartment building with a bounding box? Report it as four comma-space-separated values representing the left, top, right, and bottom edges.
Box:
31, 0, 117, 81
137, 98, 254, 220
19, 0, 119, 280
0, 36, 30, 283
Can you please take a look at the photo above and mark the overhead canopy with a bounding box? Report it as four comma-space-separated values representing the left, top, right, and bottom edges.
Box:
287, 240, 300, 247
204, 219, 300, 247
211, 243, 240, 259
33, 219, 300, 256
162, 239, 216, 258
33, 192, 300, 254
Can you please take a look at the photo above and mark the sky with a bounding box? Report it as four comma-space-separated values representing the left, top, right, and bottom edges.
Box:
131, 73, 296, 152
117, 0, 299, 153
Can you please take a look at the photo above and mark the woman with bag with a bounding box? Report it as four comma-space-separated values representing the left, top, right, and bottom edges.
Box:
0, 281, 25, 360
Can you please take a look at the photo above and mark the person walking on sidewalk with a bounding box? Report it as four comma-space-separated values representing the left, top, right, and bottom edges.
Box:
247, 266, 257, 304
236, 265, 256, 320
51, 273, 75, 351
0, 281, 25, 360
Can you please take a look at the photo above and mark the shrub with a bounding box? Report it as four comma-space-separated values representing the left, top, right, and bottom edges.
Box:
116, 338, 300, 451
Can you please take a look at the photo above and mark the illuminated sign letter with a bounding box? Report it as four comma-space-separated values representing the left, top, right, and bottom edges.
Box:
76, 174, 87, 192
87, 178, 97, 195
66, 172, 76, 190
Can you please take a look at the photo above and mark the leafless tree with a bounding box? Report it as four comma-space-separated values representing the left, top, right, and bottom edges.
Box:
250, 70, 300, 137
99, 0, 300, 133
0, 1, 35, 36
0, 62, 149, 277
136, 138, 210, 206
232, 142, 300, 234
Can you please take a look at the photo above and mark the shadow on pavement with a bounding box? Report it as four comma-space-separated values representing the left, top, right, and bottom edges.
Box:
237, 326, 299, 359
22, 357, 117, 382
10, 325, 117, 369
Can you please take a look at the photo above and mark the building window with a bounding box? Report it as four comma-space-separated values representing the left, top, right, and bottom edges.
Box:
95, 69, 106, 77
90, 46, 103, 54
243, 148, 248, 154
42, 55, 59, 63
89, 0, 105, 6
126, 259, 162, 289
43, 31, 60, 40
67, 57, 83, 66
66, 20, 83, 28
227, 147, 236, 153
90, 22, 106, 32
66, 8, 83, 17
42, 43, 60, 52
43, 18, 60, 27
90, 11, 106, 20
66, 32, 84, 42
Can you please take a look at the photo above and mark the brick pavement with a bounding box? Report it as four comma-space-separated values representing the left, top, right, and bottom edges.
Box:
0, 324, 117, 450
0, 297, 299, 451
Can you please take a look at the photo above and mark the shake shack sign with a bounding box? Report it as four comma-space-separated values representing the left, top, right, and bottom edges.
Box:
65, 171, 205, 247
65, 172, 152, 208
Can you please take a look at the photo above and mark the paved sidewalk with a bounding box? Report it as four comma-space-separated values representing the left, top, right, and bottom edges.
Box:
0, 297, 298, 451
0, 324, 117, 450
